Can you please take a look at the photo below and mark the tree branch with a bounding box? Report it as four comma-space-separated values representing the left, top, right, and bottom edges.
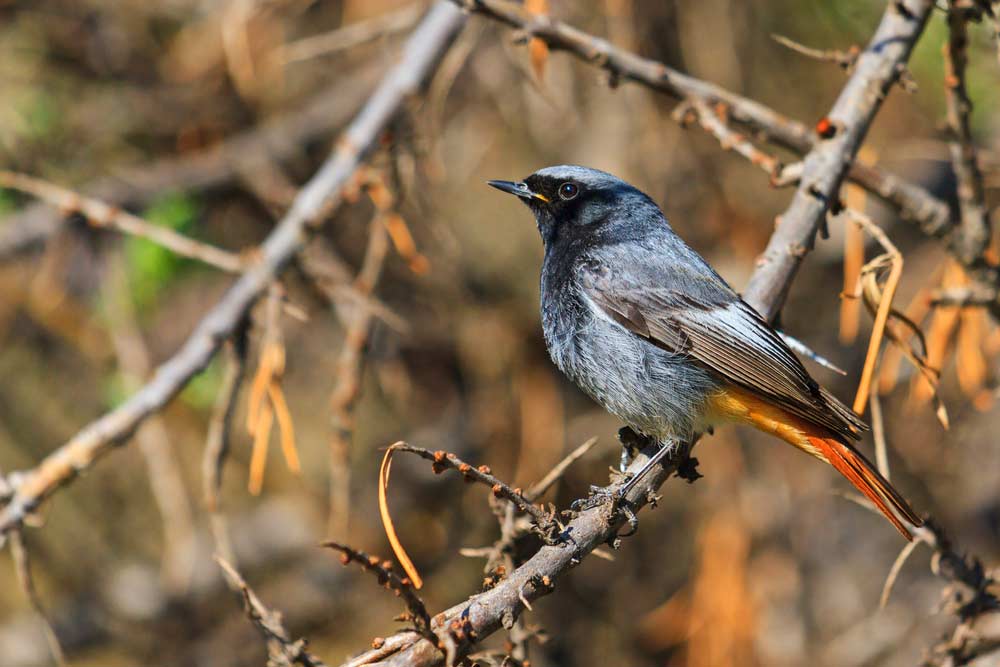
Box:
943, 0, 992, 265
0, 1, 468, 537
333, 3, 945, 665
450, 0, 956, 268
743, 0, 935, 319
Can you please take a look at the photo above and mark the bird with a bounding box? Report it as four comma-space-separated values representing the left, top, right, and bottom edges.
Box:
488, 165, 922, 540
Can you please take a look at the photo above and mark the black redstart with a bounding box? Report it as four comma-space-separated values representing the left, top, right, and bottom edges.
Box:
488, 165, 921, 540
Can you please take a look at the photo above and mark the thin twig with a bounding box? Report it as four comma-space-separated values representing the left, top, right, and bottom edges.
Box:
328, 215, 390, 537
771, 33, 860, 69
675, 99, 786, 182
323, 542, 432, 635
216, 556, 329, 667
9, 528, 66, 667
524, 437, 598, 501
0, 171, 246, 273
202, 324, 249, 563
275, 3, 425, 65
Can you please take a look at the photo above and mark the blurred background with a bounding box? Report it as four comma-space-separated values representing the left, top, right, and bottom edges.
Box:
0, 1, 998, 665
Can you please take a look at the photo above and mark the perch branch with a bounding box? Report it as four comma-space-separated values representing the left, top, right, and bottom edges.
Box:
336, 3, 942, 664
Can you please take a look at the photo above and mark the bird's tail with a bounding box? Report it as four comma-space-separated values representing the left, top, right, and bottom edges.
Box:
805, 435, 921, 541
709, 388, 922, 540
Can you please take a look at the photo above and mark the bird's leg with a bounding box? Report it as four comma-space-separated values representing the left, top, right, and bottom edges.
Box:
615, 438, 679, 501
571, 433, 679, 540
617, 426, 646, 472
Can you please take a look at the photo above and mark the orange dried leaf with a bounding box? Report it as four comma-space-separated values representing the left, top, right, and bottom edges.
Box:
248, 401, 274, 495
247, 344, 276, 436
383, 213, 430, 275
379, 443, 423, 590
529, 39, 549, 82
956, 306, 988, 398
268, 383, 300, 474
840, 220, 864, 344
525, 0, 549, 82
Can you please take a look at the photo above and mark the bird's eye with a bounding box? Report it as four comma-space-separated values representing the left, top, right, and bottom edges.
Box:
558, 182, 579, 200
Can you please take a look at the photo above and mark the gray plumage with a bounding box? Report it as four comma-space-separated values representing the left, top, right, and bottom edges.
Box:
488, 165, 866, 446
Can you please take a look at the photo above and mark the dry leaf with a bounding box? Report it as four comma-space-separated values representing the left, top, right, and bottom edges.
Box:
379, 443, 424, 589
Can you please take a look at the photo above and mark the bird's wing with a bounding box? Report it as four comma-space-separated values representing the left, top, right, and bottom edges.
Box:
579, 260, 866, 441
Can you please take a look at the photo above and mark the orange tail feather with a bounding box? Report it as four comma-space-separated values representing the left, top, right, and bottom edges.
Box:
807, 435, 922, 541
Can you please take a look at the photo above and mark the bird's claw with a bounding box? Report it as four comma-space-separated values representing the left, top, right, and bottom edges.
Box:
569, 482, 640, 537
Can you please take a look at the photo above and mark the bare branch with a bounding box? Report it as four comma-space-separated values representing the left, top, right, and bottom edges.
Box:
451, 0, 954, 263
276, 3, 425, 65
943, 0, 992, 264
9, 529, 66, 667
0, 2, 468, 536
0, 171, 246, 273
743, 0, 934, 319
0, 60, 384, 260
216, 556, 328, 667
771, 33, 860, 69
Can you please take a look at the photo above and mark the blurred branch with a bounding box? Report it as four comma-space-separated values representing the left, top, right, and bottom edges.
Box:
216, 556, 328, 667
931, 284, 1000, 307
0, 171, 246, 273
275, 3, 425, 65
451, 0, 959, 269
104, 257, 197, 594
743, 0, 934, 319
328, 215, 390, 537
917, 519, 1000, 666
9, 528, 66, 667
0, 2, 468, 537
202, 323, 250, 563
0, 59, 384, 260
943, 0, 992, 265
771, 33, 860, 70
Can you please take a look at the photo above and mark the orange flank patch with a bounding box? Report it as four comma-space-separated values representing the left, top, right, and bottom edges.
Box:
706, 388, 824, 460
706, 387, 918, 540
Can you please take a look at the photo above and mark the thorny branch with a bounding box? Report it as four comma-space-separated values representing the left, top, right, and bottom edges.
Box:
324, 542, 433, 635
217, 557, 329, 667
389, 443, 561, 541
943, 0, 992, 265
918, 519, 1000, 666
0, 1, 468, 537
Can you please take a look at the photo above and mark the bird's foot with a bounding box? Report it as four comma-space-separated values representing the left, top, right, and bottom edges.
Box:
569, 481, 640, 537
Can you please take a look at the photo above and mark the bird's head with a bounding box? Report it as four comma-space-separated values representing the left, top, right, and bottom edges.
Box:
487, 165, 665, 248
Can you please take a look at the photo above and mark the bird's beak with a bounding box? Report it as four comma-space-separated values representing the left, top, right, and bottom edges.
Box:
487, 180, 549, 202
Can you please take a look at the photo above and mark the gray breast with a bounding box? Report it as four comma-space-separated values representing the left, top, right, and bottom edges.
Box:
540, 282, 721, 441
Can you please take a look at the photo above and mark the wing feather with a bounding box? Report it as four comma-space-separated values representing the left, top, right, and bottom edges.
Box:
581, 262, 866, 441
